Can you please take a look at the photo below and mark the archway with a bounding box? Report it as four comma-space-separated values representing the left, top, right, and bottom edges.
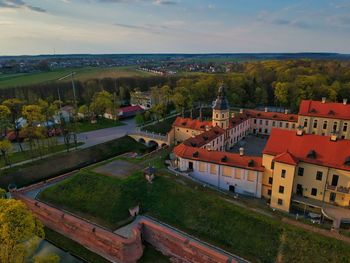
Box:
138, 138, 146, 144
148, 140, 159, 150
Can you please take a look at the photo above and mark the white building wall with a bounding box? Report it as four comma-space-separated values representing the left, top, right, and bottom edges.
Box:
177, 157, 262, 198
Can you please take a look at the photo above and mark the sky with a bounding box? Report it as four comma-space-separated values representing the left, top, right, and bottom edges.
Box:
0, 0, 350, 55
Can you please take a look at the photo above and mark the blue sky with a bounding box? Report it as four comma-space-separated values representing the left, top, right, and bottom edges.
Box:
0, 0, 349, 55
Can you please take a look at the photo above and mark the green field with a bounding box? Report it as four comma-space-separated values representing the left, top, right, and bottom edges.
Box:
75, 118, 124, 133
39, 151, 350, 263
0, 66, 154, 89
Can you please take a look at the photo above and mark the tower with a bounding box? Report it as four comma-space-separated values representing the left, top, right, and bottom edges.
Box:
212, 85, 230, 129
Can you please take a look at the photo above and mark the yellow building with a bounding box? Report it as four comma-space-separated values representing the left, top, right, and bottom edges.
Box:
262, 128, 350, 212
298, 98, 350, 139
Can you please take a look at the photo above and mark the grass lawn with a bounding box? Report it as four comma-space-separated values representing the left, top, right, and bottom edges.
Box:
39, 154, 350, 263
0, 142, 84, 168
0, 66, 154, 89
75, 118, 124, 133
141, 117, 176, 135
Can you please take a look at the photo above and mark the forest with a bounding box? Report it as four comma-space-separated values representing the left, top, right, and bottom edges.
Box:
1, 59, 350, 114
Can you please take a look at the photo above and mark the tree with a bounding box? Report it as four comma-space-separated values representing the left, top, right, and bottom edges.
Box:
274, 82, 290, 107
21, 105, 45, 156
90, 90, 113, 119
135, 113, 145, 126
0, 199, 45, 263
33, 253, 60, 263
0, 105, 10, 137
0, 139, 12, 166
78, 104, 90, 120
0, 188, 6, 199
3, 99, 24, 152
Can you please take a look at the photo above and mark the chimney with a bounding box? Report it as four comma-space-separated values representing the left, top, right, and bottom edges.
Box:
239, 147, 244, 156
231, 112, 235, 118
239, 109, 243, 114
330, 131, 337, 142
264, 107, 268, 112
284, 109, 289, 114
206, 143, 211, 151
322, 97, 326, 104
296, 125, 304, 136
191, 132, 195, 138
343, 98, 348, 105
205, 125, 210, 132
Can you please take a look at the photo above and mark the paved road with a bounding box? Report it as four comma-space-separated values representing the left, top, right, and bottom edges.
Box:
12, 118, 137, 152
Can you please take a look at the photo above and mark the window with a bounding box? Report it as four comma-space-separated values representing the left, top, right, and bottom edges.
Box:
304, 119, 308, 127
235, 169, 242, 179
279, 122, 282, 127
331, 174, 339, 186
265, 120, 268, 125
316, 171, 323, 181
271, 161, 275, 170
268, 177, 273, 184
264, 129, 268, 134
323, 121, 327, 130
329, 192, 336, 202
297, 167, 304, 176
278, 198, 283, 205
259, 120, 262, 125
281, 169, 286, 178
216, 114, 218, 118
313, 120, 318, 128
247, 171, 255, 182
311, 188, 317, 196
210, 164, 217, 175
222, 166, 232, 177
286, 123, 289, 128
279, 186, 285, 194
344, 123, 348, 132
222, 113, 224, 118
272, 121, 276, 127
198, 162, 206, 172
333, 122, 338, 131
292, 124, 296, 129
254, 119, 257, 124
267, 189, 272, 196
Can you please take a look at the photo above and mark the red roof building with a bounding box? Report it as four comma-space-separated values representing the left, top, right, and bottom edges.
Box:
298, 100, 350, 120
263, 129, 350, 171
245, 109, 298, 123
173, 117, 212, 131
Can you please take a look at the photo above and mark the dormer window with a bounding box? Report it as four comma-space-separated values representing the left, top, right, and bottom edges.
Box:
221, 156, 228, 162
307, 150, 317, 159
182, 122, 187, 126
248, 160, 254, 167
310, 108, 317, 113
328, 110, 335, 115
193, 151, 199, 158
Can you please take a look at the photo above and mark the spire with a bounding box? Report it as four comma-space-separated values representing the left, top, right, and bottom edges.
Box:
213, 84, 229, 110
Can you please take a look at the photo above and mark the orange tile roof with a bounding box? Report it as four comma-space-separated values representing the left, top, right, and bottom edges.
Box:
263, 129, 350, 171
245, 109, 298, 122
173, 117, 212, 131
228, 113, 250, 128
183, 126, 225, 148
274, 151, 298, 165
174, 143, 264, 172
298, 100, 350, 120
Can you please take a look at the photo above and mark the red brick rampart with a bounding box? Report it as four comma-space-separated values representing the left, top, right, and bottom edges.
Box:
13, 193, 143, 263
139, 218, 239, 263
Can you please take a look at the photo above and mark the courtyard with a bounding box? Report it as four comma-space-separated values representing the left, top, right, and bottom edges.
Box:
229, 134, 269, 156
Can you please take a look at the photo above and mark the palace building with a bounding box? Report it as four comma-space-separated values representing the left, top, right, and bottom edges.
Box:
171, 85, 350, 220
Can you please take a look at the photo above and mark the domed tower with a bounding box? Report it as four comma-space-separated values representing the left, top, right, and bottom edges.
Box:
212, 85, 230, 129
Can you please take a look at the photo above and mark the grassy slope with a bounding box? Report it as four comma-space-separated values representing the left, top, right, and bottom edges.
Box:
39, 165, 350, 263
0, 66, 153, 89
75, 118, 124, 133
141, 117, 176, 135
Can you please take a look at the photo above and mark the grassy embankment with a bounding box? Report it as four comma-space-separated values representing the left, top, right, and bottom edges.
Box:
39, 150, 350, 263
0, 66, 154, 89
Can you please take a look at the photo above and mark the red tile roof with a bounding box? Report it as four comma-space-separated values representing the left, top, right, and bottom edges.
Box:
263, 129, 350, 171
183, 126, 225, 148
274, 151, 298, 165
174, 143, 264, 172
120, 105, 143, 113
298, 100, 350, 120
228, 113, 250, 128
173, 117, 212, 131
245, 109, 298, 122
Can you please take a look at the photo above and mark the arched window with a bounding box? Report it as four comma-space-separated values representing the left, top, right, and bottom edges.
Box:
313, 119, 318, 128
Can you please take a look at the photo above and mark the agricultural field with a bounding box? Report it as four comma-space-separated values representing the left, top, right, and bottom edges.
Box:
38, 150, 350, 263
0, 66, 154, 89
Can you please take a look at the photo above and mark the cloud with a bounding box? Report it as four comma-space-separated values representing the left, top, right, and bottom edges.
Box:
0, 0, 46, 12
264, 18, 314, 29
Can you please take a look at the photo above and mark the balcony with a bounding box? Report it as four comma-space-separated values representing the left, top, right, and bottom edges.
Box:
326, 183, 350, 194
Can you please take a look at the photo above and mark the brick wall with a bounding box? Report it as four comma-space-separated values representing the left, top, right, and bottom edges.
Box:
140, 219, 239, 263
13, 194, 143, 263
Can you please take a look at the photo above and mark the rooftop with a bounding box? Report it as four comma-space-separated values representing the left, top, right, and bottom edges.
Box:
298, 99, 350, 120
263, 129, 350, 171
174, 143, 264, 172
173, 117, 212, 131
245, 109, 298, 122
183, 126, 225, 148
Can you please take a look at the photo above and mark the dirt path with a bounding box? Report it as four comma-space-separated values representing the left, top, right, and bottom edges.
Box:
282, 217, 350, 245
